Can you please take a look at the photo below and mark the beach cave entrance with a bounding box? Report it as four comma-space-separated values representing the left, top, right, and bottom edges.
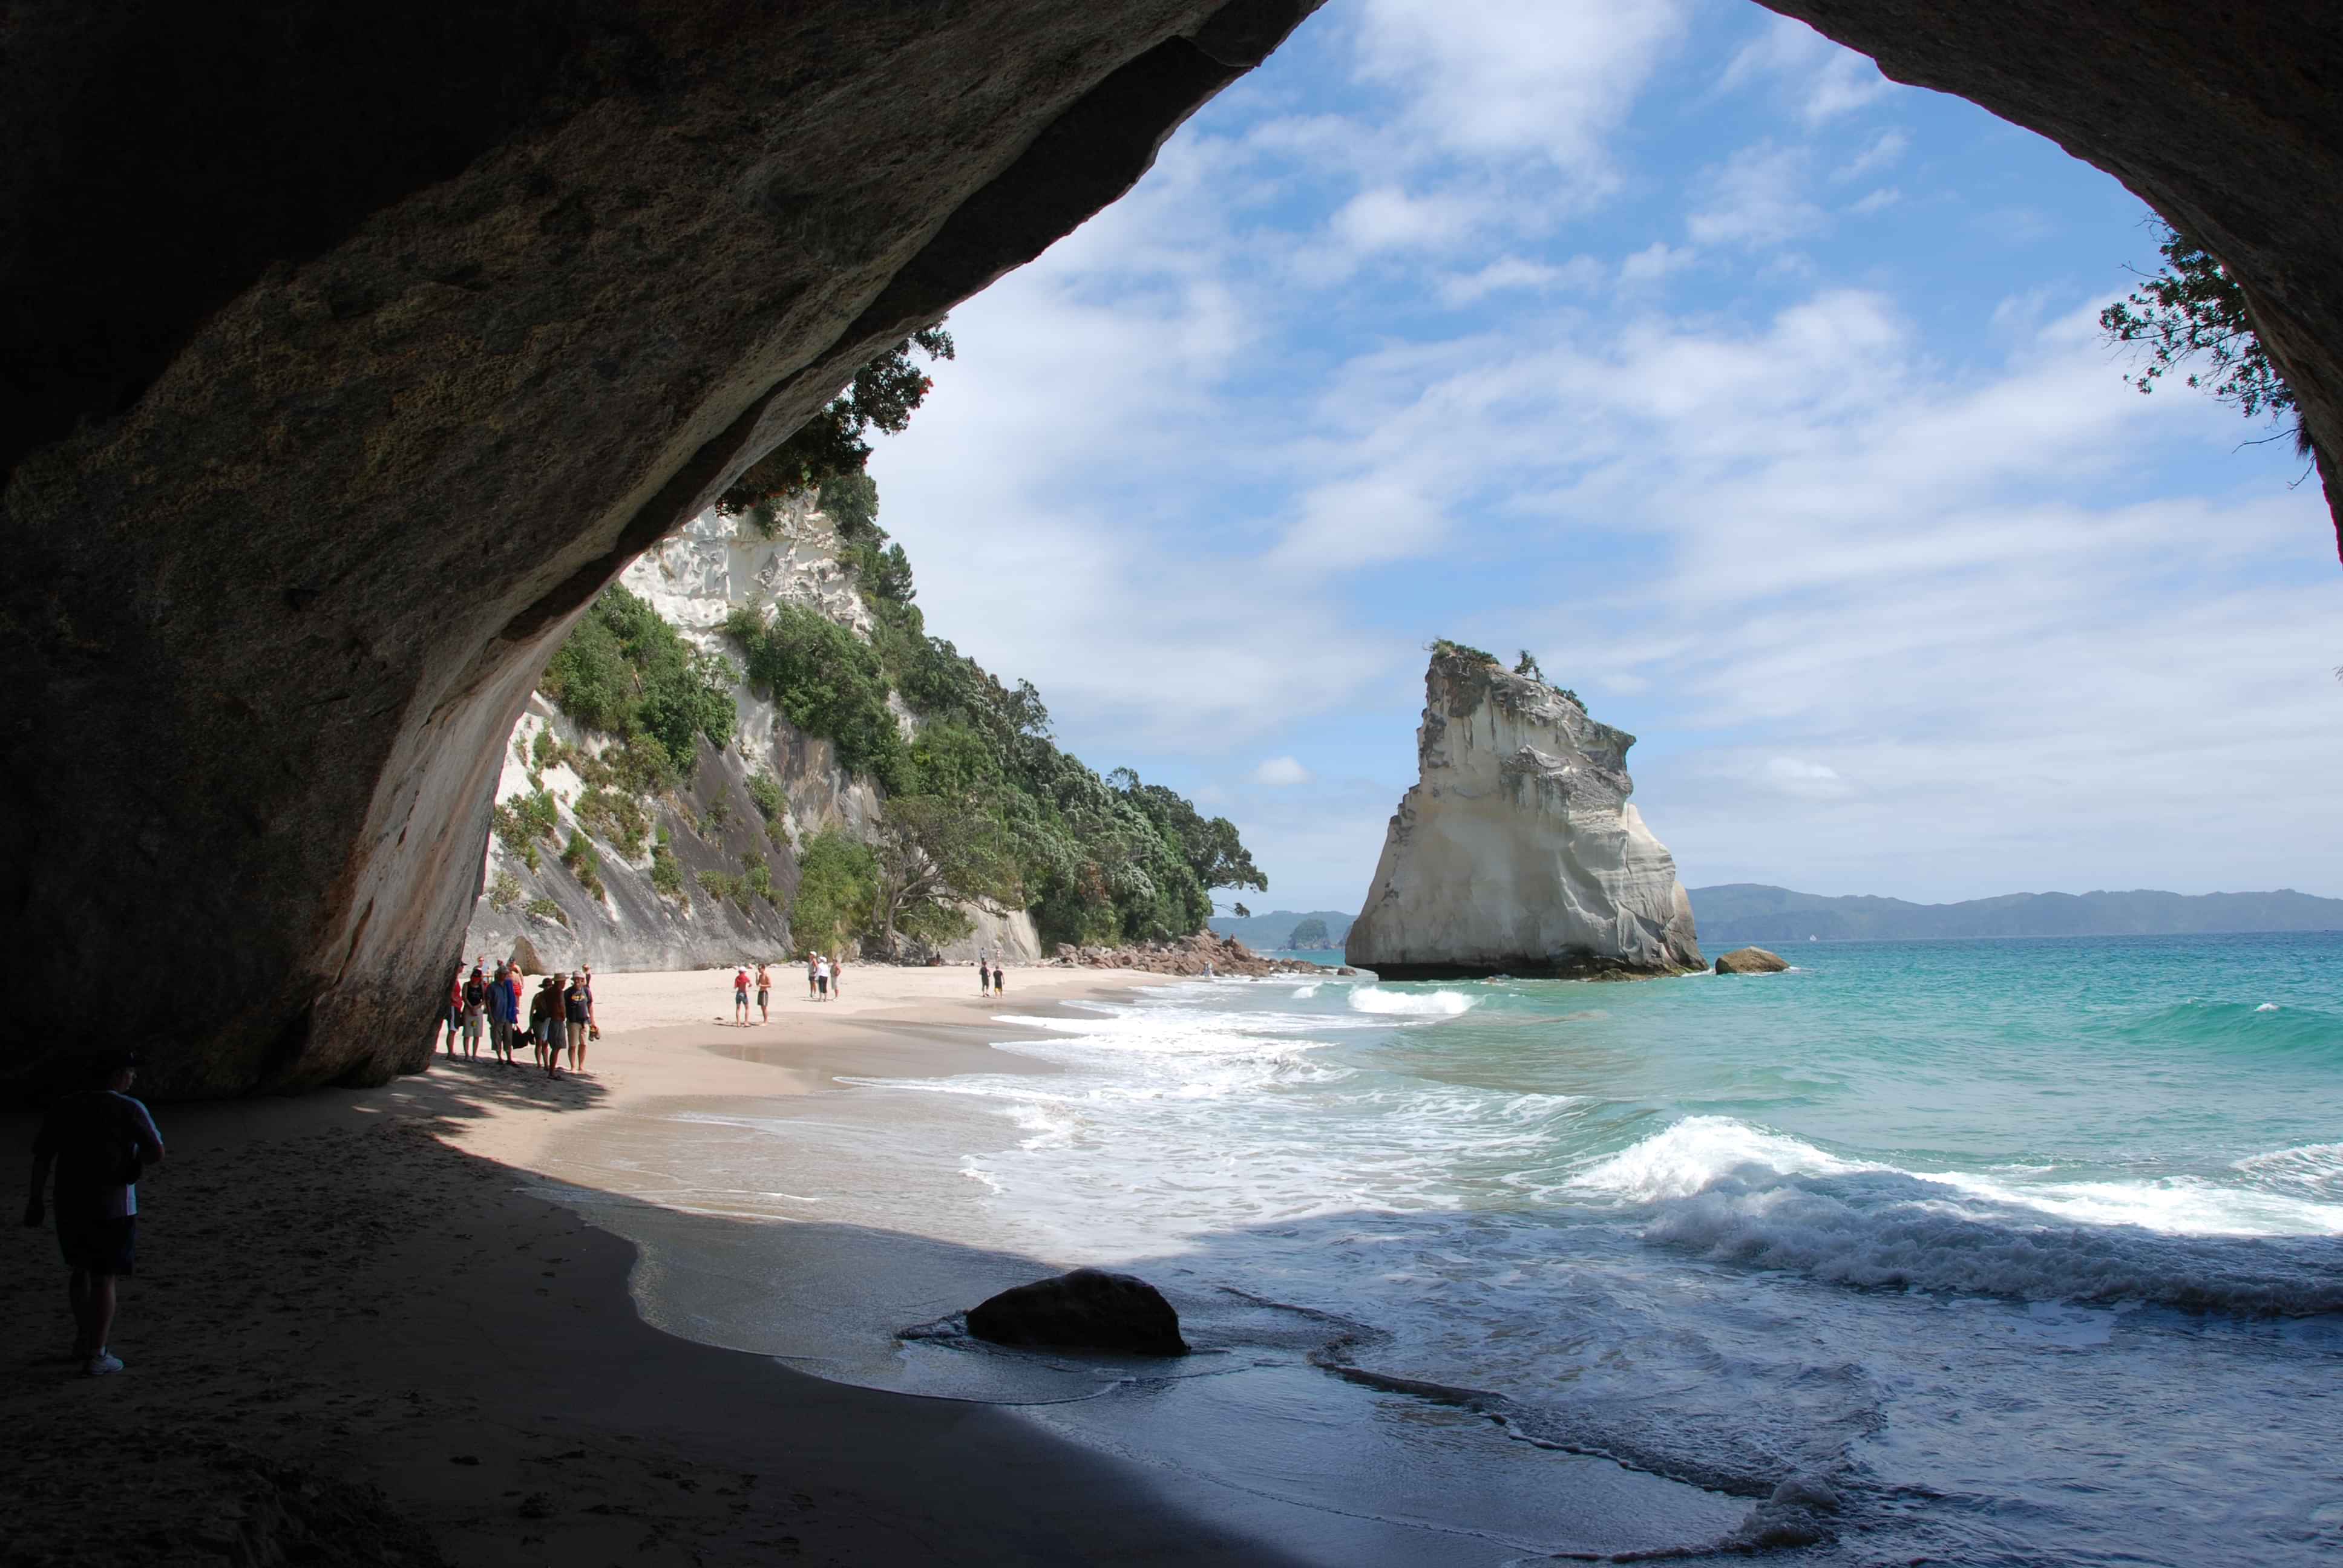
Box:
0, 0, 2337, 1099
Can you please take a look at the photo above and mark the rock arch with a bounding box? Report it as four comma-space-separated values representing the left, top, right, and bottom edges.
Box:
0, 0, 2334, 1096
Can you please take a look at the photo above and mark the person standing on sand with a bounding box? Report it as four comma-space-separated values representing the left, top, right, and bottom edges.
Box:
979, 957, 991, 994
529, 977, 554, 1070
564, 975, 592, 1070
506, 963, 526, 1057
732, 965, 750, 1024
831, 953, 844, 999
23, 1052, 166, 1376
816, 955, 830, 1000
755, 962, 771, 1024
461, 966, 488, 1060
806, 952, 818, 1001
580, 962, 598, 1042
545, 973, 568, 1076
994, 961, 1005, 998
443, 967, 465, 1057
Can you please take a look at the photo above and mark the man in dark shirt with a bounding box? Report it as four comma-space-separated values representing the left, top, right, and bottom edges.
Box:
23, 1052, 166, 1376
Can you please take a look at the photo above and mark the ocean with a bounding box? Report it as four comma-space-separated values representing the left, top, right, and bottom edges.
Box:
548, 932, 2343, 1564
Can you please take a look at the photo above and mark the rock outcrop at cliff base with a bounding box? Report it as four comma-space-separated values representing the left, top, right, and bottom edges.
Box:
1346, 652, 1701, 981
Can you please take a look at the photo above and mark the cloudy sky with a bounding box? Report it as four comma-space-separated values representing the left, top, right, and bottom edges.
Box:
866, 0, 2341, 914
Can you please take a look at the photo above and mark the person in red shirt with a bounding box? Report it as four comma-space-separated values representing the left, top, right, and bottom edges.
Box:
442, 968, 465, 1057
732, 966, 751, 1025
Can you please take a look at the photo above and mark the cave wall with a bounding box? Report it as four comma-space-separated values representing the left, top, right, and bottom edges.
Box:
0, 0, 1320, 1097
1, 0, 2336, 1097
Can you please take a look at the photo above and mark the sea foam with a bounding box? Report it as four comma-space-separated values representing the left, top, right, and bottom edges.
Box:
1347, 986, 1478, 1018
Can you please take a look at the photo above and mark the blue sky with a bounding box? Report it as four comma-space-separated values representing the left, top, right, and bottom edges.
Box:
867, 0, 2341, 913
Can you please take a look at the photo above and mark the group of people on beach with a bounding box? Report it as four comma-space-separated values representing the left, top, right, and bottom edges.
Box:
977, 955, 1006, 996
445, 958, 595, 1077
731, 953, 847, 1023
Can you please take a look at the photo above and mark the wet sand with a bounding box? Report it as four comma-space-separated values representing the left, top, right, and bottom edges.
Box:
0, 964, 1315, 1567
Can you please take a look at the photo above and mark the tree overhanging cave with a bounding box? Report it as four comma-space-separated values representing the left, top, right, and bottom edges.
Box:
1, 0, 2336, 1099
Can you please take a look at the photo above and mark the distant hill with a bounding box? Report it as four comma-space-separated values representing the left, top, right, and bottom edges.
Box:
1209, 909, 1354, 949
1689, 884, 2343, 945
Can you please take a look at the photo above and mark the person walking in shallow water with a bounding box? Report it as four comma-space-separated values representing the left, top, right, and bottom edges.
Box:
24, 1052, 166, 1376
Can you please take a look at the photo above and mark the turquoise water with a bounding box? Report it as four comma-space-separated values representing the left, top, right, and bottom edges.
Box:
597, 933, 2343, 1562
857, 933, 2343, 1563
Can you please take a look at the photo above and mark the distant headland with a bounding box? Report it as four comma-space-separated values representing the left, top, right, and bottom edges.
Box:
1691, 885, 2343, 945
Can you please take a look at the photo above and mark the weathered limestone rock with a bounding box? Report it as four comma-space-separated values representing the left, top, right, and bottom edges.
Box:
966, 1269, 1188, 1357
1347, 652, 1702, 981
1715, 947, 1791, 975
3, 1, 2340, 1096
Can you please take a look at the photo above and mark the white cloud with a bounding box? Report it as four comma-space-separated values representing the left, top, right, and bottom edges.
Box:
1254, 756, 1314, 787
1687, 142, 1826, 249
1329, 185, 1486, 254
1351, 0, 1689, 178
1722, 15, 1896, 125
1835, 129, 1909, 183
1847, 186, 1901, 215
1620, 240, 1697, 287
1437, 253, 1599, 307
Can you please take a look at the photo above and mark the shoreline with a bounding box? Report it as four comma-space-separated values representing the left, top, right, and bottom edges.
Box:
1, 965, 1332, 1567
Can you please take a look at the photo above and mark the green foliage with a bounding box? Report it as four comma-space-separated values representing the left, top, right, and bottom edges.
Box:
746, 773, 785, 822
819, 471, 880, 540
649, 841, 686, 901
2101, 218, 2305, 451
574, 788, 650, 859
562, 832, 605, 900
489, 872, 523, 911
725, 604, 911, 791
705, 798, 732, 831
493, 786, 560, 874
1515, 650, 1542, 680
531, 727, 563, 773
696, 868, 752, 909
542, 583, 737, 778
744, 849, 775, 903
1288, 917, 1331, 949
1433, 639, 1500, 666
865, 795, 1020, 956
790, 830, 878, 953
524, 897, 566, 925
715, 328, 955, 509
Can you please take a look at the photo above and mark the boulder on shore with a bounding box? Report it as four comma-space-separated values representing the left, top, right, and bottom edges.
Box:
1715, 947, 1790, 975
966, 1268, 1188, 1356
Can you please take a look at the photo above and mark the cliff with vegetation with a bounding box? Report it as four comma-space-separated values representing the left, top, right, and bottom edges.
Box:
1347, 644, 1701, 980
464, 483, 1259, 971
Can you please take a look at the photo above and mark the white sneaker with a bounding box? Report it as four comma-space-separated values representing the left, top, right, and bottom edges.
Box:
84, 1351, 124, 1376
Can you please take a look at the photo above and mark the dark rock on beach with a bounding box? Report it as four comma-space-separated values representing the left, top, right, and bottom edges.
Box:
1715, 947, 1791, 975
966, 1269, 1188, 1357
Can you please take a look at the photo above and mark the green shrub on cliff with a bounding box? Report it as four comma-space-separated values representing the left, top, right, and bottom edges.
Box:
724, 604, 910, 791
542, 583, 736, 778
790, 831, 877, 952
746, 773, 784, 822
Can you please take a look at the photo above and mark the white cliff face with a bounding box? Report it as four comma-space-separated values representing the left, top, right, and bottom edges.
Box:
464, 501, 1040, 971
1345, 652, 1702, 979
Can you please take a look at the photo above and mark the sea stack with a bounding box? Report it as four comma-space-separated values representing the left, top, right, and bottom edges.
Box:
1346, 645, 1702, 980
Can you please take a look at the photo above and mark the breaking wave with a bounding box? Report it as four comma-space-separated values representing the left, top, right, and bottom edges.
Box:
1346, 985, 1479, 1018
1570, 1117, 2343, 1316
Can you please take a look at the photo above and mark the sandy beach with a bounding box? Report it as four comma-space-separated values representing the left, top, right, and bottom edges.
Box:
0, 964, 1323, 1567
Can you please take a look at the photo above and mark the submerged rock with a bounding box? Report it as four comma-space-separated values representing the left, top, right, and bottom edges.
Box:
966, 1268, 1188, 1356
1346, 650, 1702, 980
1715, 946, 1791, 975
